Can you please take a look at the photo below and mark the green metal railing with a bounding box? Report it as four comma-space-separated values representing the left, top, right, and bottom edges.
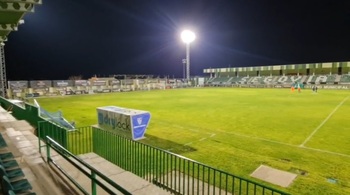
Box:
92, 127, 289, 195
37, 122, 289, 194
38, 120, 68, 150
67, 126, 93, 155
45, 136, 132, 195
38, 121, 93, 155
0, 97, 44, 127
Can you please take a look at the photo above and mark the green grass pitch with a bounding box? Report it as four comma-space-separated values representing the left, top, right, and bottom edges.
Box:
36, 88, 350, 194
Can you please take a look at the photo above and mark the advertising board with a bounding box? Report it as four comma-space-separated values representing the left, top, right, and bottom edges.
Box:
97, 106, 151, 140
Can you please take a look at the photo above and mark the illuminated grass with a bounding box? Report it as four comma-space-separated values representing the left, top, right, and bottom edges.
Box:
35, 88, 350, 194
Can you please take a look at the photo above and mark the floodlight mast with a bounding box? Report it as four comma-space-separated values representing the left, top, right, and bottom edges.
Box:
181, 30, 195, 81
185, 43, 190, 81
182, 59, 186, 79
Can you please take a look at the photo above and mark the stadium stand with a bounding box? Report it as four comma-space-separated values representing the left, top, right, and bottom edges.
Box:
326, 75, 337, 83
202, 61, 350, 89
210, 77, 231, 85
205, 74, 350, 87
340, 75, 350, 84
305, 75, 317, 84
334, 75, 342, 83
300, 76, 309, 83
248, 76, 264, 84
0, 165, 25, 181
0, 133, 35, 195
0, 105, 174, 194
2, 176, 33, 194
229, 76, 244, 84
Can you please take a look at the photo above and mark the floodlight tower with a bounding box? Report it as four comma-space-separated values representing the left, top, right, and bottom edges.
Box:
182, 59, 186, 79
0, 42, 6, 98
181, 30, 196, 81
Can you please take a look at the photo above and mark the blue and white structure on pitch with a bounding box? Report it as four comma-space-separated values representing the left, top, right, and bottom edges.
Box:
97, 106, 151, 140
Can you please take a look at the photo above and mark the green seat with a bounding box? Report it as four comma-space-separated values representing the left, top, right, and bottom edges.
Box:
0, 135, 7, 148
0, 165, 24, 180
0, 159, 19, 170
2, 176, 32, 194
7, 190, 15, 195
8, 190, 36, 195
0, 152, 15, 161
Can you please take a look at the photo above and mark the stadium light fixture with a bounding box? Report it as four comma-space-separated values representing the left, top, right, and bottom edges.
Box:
181, 30, 196, 81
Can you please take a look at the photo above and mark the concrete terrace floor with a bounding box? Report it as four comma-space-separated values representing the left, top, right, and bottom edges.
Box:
0, 107, 171, 195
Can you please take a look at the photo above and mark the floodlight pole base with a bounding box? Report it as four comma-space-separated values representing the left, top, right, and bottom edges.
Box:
186, 43, 190, 81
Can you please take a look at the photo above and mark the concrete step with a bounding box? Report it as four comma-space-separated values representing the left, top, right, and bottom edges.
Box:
0, 107, 171, 194
0, 108, 74, 195
43, 151, 172, 195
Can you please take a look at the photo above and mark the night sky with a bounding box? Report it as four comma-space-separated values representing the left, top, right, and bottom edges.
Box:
4, 0, 350, 80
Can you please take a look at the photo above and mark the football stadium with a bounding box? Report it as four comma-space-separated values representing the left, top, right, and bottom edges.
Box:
1, 2, 350, 195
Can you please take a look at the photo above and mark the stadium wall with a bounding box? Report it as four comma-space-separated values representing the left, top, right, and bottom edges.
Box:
6, 78, 191, 99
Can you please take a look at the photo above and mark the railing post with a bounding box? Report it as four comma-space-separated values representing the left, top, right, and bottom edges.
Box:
46, 138, 51, 163
38, 124, 41, 153
91, 171, 96, 195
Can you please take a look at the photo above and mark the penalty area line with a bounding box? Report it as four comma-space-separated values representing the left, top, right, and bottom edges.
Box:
299, 95, 349, 147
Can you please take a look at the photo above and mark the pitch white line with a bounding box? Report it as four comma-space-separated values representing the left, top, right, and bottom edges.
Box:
301, 146, 350, 158
157, 121, 213, 135
183, 134, 216, 146
215, 129, 350, 158
157, 121, 217, 149
215, 129, 296, 147
166, 124, 350, 159
299, 95, 349, 147
160, 103, 350, 158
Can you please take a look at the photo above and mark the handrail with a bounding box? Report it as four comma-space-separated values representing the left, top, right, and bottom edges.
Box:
45, 136, 132, 195
151, 148, 287, 194
38, 120, 290, 195
92, 127, 290, 195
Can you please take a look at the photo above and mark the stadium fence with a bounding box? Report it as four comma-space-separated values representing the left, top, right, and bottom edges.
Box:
38, 121, 289, 195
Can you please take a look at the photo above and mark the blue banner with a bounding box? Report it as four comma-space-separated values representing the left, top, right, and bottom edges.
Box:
131, 113, 151, 140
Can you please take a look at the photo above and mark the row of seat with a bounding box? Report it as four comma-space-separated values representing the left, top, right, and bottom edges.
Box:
0, 133, 35, 195
340, 75, 350, 83
207, 75, 346, 84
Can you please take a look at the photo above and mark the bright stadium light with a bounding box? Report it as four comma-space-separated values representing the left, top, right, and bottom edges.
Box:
181, 30, 196, 81
181, 30, 196, 44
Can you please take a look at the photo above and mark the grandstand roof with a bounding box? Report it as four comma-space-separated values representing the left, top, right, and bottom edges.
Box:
204, 61, 350, 74
0, 0, 42, 43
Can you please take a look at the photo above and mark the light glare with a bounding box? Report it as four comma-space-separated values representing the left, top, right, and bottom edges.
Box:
181, 30, 196, 43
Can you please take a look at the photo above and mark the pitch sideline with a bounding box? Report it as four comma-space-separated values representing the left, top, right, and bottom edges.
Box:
299, 95, 349, 147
